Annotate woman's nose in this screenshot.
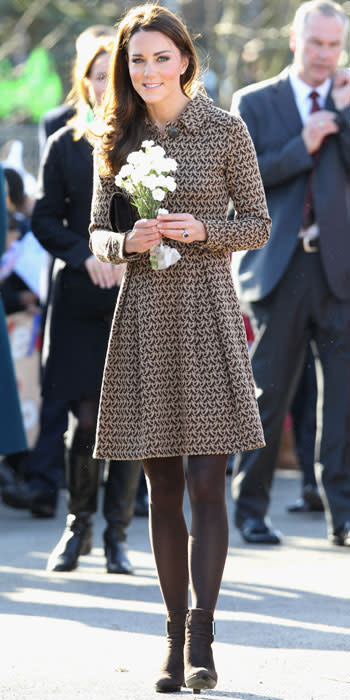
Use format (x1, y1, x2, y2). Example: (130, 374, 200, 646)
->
(143, 61, 155, 76)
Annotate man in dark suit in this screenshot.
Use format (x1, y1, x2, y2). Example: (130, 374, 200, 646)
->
(231, 0, 350, 547)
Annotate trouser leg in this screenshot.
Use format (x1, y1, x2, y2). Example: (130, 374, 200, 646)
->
(25, 396, 68, 494)
(233, 249, 311, 524)
(290, 345, 317, 488)
(313, 300, 350, 533)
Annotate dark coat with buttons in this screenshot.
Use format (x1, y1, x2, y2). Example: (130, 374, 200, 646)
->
(31, 127, 119, 399)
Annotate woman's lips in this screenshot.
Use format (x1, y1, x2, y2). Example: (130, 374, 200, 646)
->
(143, 83, 162, 89)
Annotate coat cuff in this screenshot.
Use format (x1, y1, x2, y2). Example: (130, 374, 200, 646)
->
(89, 228, 143, 264)
(198, 218, 270, 254)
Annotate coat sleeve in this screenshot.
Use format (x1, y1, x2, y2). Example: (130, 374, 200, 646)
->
(335, 105, 350, 174)
(199, 117, 271, 253)
(89, 151, 142, 265)
(31, 136, 91, 267)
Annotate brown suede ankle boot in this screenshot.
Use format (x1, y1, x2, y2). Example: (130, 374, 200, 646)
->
(155, 609, 188, 693)
(184, 608, 217, 694)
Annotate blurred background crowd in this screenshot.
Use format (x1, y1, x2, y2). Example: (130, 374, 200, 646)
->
(1, 0, 348, 572)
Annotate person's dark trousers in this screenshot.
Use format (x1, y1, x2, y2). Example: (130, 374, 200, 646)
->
(232, 244, 350, 535)
(290, 344, 317, 488)
(103, 460, 141, 543)
(134, 468, 149, 516)
(25, 396, 68, 502)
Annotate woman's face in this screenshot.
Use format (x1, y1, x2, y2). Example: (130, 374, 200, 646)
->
(85, 52, 111, 107)
(127, 30, 188, 107)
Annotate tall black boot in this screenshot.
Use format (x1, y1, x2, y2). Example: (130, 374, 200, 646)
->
(103, 460, 141, 574)
(47, 455, 100, 572)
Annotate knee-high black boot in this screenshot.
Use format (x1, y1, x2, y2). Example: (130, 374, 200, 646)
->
(103, 460, 141, 574)
(46, 454, 100, 572)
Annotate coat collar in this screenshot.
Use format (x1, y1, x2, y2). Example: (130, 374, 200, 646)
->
(146, 92, 213, 137)
(271, 68, 303, 135)
(271, 66, 336, 134)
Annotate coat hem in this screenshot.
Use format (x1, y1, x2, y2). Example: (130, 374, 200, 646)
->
(93, 441, 265, 462)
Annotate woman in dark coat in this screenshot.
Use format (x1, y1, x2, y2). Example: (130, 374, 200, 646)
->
(31, 36, 141, 574)
(0, 165, 28, 457)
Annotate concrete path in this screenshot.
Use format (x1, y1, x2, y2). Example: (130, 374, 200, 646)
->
(1, 470, 350, 700)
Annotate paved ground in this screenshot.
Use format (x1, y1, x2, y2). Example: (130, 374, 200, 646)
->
(1, 469, 350, 700)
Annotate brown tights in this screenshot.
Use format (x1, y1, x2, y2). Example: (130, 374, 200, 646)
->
(142, 454, 229, 614)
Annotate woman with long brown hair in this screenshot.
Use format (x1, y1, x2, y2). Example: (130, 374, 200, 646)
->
(31, 33, 141, 576)
(90, 4, 270, 694)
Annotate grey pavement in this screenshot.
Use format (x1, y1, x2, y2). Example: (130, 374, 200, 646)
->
(1, 469, 350, 700)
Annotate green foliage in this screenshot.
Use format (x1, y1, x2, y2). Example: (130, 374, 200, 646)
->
(0, 0, 349, 121)
(0, 47, 62, 122)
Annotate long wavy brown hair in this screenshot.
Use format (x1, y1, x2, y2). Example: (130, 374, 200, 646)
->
(97, 3, 202, 175)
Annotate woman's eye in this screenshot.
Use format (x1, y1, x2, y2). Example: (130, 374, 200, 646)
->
(130, 56, 169, 65)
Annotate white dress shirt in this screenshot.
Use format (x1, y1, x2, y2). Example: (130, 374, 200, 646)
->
(288, 66, 331, 124)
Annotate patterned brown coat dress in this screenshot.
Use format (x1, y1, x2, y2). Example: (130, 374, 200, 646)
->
(89, 93, 271, 460)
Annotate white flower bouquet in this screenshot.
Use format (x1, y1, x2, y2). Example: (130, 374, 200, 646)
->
(115, 140, 181, 270)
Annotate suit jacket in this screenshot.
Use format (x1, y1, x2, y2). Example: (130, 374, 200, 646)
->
(231, 68, 350, 302)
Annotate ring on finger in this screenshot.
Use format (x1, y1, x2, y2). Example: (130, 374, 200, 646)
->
(182, 229, 190, 239)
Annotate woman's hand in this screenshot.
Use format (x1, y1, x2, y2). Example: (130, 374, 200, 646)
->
(124, 219, 162, 254)
(156, 213, 207, 243)
(84, 255, 120, 289)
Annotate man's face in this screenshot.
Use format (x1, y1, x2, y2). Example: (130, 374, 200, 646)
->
(290, 10, 345, 86)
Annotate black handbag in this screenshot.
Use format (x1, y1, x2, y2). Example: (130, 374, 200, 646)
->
(108, 190, 139, 233)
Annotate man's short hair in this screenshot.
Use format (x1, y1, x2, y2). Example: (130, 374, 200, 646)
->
(292, 1, 348, 37)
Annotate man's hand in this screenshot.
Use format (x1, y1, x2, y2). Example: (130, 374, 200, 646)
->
(302, 110, 339, 153)
(332, 67, 350, 110)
